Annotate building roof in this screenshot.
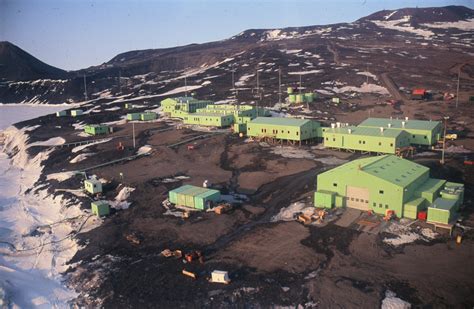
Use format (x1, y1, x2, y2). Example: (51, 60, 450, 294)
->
(358, 118, 441, 131)
(429, 197, 456, 211)
(249, 117, 312, 127)
(415, 178, 446, 194)
(323, 126, 404, 138)
(188, 112, 230, 118)
(412, 89, 426, 95)
(169, 185, 219, 197)
(322, 155, 428, 188)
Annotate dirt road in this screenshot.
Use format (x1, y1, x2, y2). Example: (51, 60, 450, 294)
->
(380, 72, 406, 102)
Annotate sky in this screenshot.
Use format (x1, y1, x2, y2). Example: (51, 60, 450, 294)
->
(1, 0, 472, 71)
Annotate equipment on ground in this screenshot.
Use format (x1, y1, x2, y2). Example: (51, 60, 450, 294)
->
(187, 144, 196, 150)
(161, 249, 183, 258)
(214, 203, 232, 215)
(182, 269, 197, 280)
(383, 210, 395, 221)
(445, 134, 457, 141)
(117, 142, 125, 151)
(210, 270, 231, 284)
(184, 250, 203, 263)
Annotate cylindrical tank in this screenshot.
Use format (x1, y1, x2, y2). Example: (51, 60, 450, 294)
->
(304, 93, 314, 102)
(287, 87, 294, 94)
(288, 94, 296, 103)
(296, 94, 304, 103)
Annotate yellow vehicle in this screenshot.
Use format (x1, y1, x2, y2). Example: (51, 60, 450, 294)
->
(445, 134, 457, 141)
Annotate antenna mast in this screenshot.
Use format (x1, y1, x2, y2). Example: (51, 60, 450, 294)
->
(456, 67, 460, 109)
(83, 73, 88, 101)
(278, 67, 282, 104)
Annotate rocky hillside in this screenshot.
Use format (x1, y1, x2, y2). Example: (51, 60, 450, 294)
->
(0, 5, 473, 105)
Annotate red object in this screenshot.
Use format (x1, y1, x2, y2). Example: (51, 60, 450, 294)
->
(417, 211, 427, 221)
(412, 89, 426, 95)
(187, 145, 195, 150)
(464, 160, 474, 165)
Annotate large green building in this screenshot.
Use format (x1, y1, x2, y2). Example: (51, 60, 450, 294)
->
(314, 155, 463, 223)
(168, 185, 221, 210)
(246, 117, 321, 142)
(322, 125, 411, 154)
(182, 113, 235, 127)
(161, 97, 212, 118)
(358, 117, 442, 146)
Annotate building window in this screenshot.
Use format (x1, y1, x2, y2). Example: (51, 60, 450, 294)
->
(390, 143, 393, 147)
(378, 142, 381, 146)
(359, 140, 361, 144)
(424, 136, 427, 139)
(326, 137, 328, 141)
(356, 198, 359, 202)
(363, 141, 366, 144)
(379, 190, 384, 194)
(373, 202, 376, 207)
(333, 138, 336, 142)
(333, 183, 337, 187)
(379, 203, 382, 207)
(296, 132, 299, 136)
(385, 205, 388, 209)
(412, 135, 415, 138)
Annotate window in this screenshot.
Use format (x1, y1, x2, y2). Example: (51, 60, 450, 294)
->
(390, 143, 393, 147)
(333, 138, 336, 142)
(296, 132, 299, 136)
(378, 142, 381, 146)
(351, 198, 354, 201)
(373, 202, 376, 207)
(412, 135, 415, 138)
(356, 198, 360, 202)
(363, 141, 366, 144)
(326, 137, 328, 141)
(379, 203, 382, 207)
(424, 136, 427, 139)
(365, 200, 369, 203)
(333, 183, 337, 187)
(385, 205, 388, 209)
(379, 190, 384, 194)
(359, 140, 361, 144)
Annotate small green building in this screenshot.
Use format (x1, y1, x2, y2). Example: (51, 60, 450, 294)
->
(314, 155, 463, 221)
(84, 124, 109, 136)
(161, 97, 212, 118)
(84, 178, 102, 194)
(91, 201, 110, 217)
(56, 110, 67, 117)
(125, 103, 134, 109)
(71, 109, 84, 117)
(169, 185, 221, 210)
(358, 117, 442, 146)
(332, 98, 340, 104)
(246, 117, 321, 142)
(140, 112, 157, 121)
(322, 125, 411, 154)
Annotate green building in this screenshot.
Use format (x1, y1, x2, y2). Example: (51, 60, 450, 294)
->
(358, 117, 442, 146)
(127, 113, 141, 121)
(314, 155, 463, 222)
(71, 109, 83, 117)
(91, 201, 110, 217)
(125, 103, 134, 109)
(140, 112, 157, 121)
(56, 110, 67, 117)
(84, 178, 102, 195)
(322, 125, 411, 154)
(246, 117, 321, 142)
(168, 185, 221, 210)
(182, 114, 235, 127)
(161, 97, 212, 118)
(84, 124, 109, 136)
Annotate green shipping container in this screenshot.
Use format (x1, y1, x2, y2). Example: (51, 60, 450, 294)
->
(127, 113, 141, 121)
(56, 110, 67, 117)
(427, 198, 456, 224)
(91, 201, 110, 217)
(140, 112, 157, 121)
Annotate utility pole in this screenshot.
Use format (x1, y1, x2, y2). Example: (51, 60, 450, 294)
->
(132, 122, 136, 149)
(83, 74, 88, 101)
(255, 66, 260, 117)
(456, 67, 460, 109)
(441, 116, 449, 164)
(278, 67, 282, 104)
(118, 70, 122, 94)
(231, 68, 236, 101)
(184, 75, 188, 97)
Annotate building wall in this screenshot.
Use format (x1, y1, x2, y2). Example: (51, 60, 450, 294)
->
(247, 121, 319, 141)
(182, 114, 234, 127)
(316, 168, 403, 216)
(323, 131, 404, 154)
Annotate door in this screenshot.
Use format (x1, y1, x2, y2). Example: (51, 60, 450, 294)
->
(346, 186, 370, 211)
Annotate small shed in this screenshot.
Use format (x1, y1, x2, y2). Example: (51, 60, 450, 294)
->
(169, 185, 220, 210)
(91, 201, 110, 217)
(210, 270, 230, 284)
(84, 124, 109, 136)
(140, 112, 157, 121)
(427, 197, 457, 225)
(332, 97, 340, 104)
(127, 113, 141, 121)
(71, 109, 84, 117)
(125, 103, 134, 109)
(84, 178, 102, 194)
(56, 110, 67, 117)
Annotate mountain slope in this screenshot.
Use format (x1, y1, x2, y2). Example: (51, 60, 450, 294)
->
(0, 41, 69, 81)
